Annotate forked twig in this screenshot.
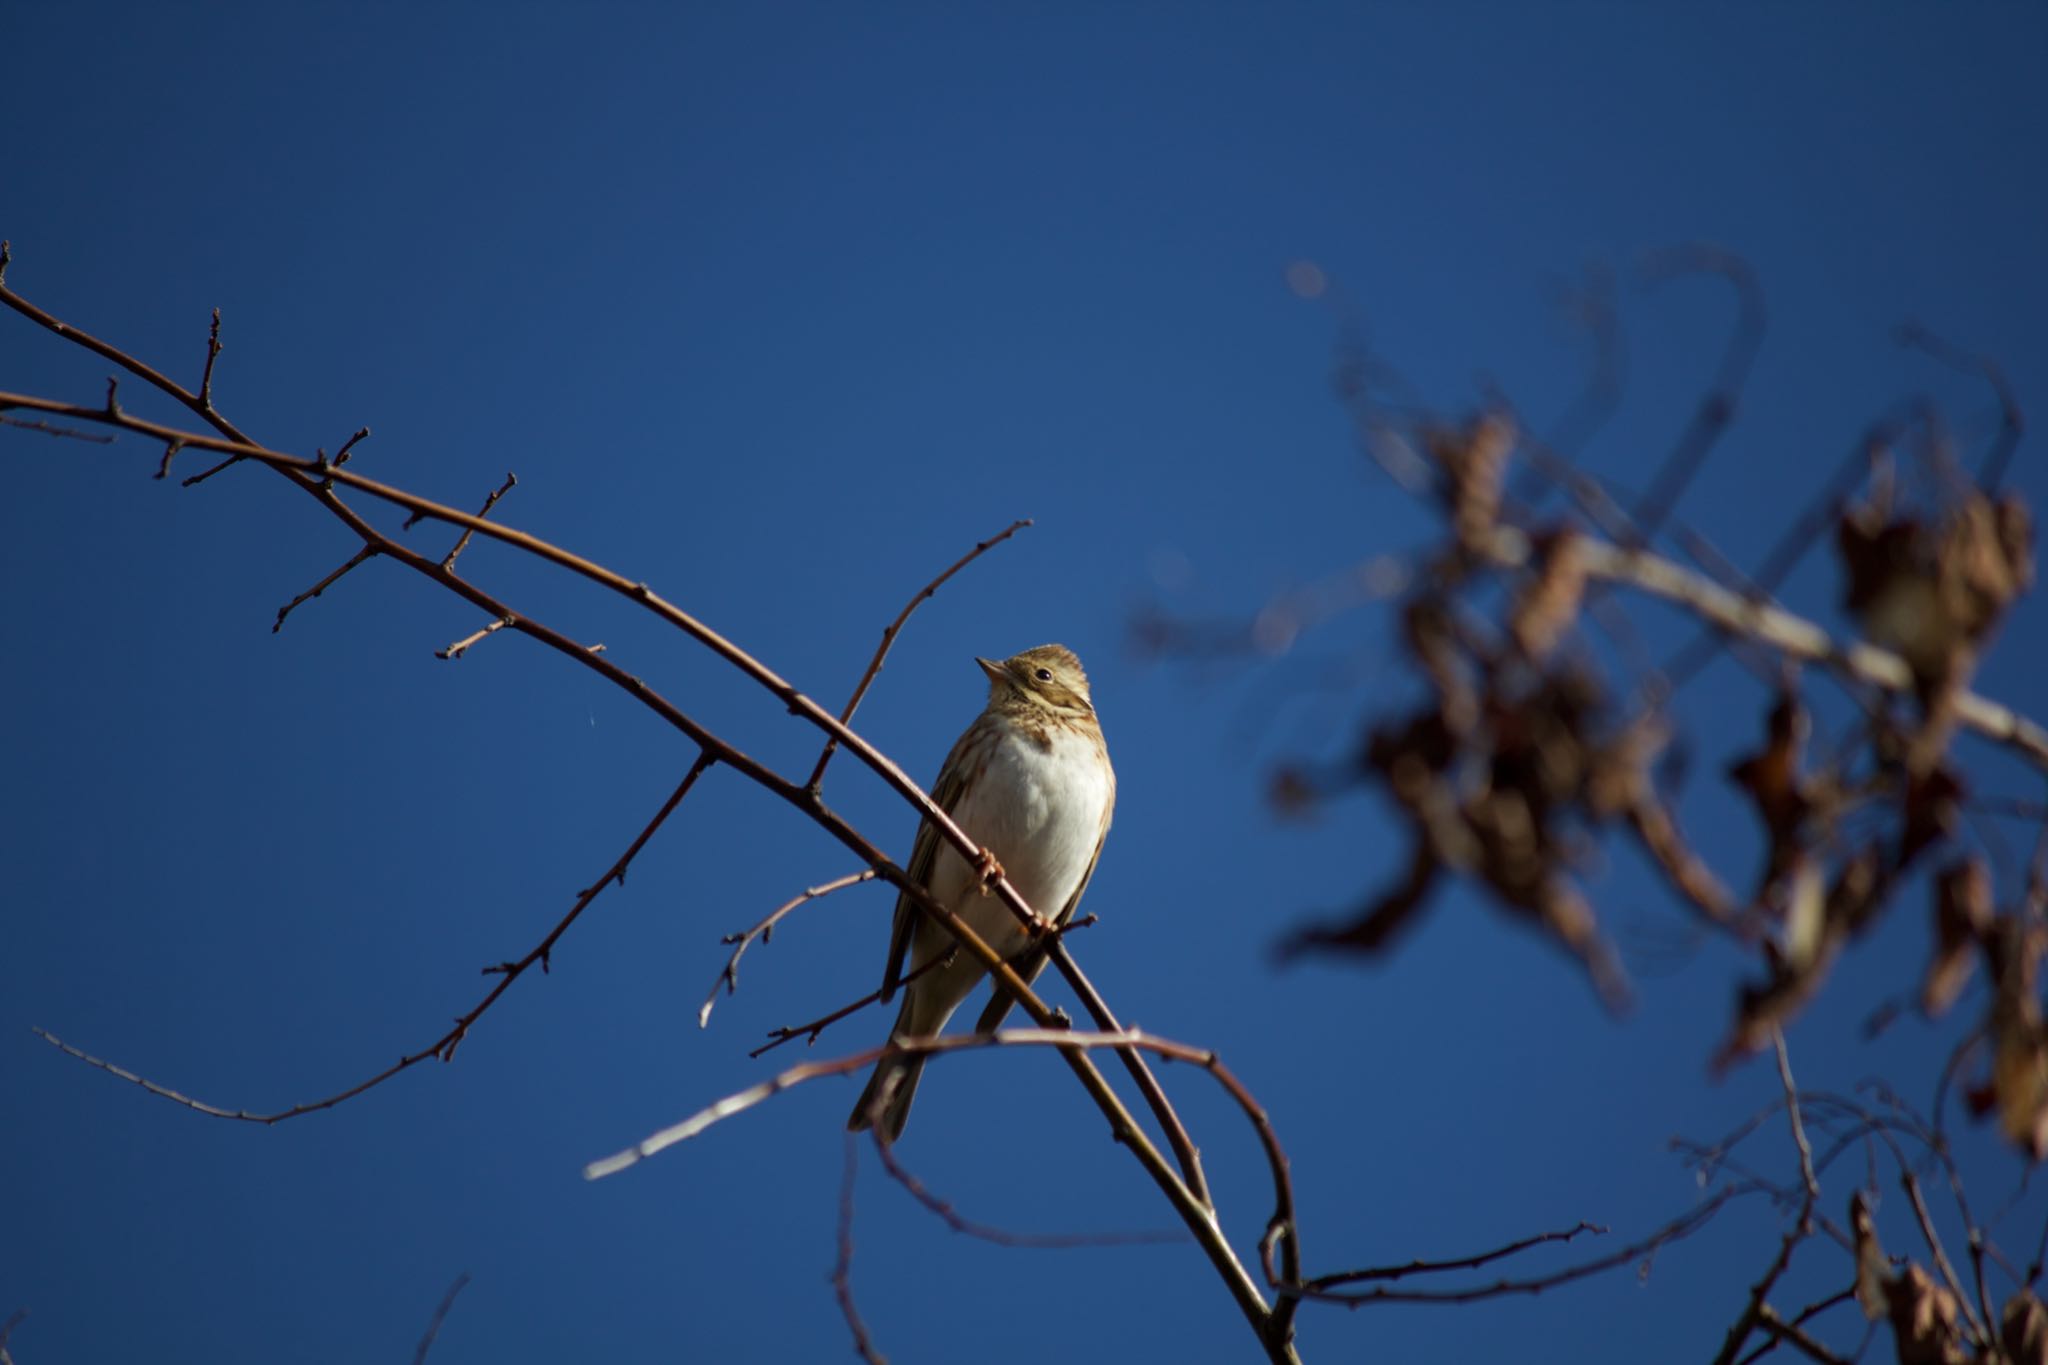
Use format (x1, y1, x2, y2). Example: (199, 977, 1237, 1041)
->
(748, 946, 962, 1058)
(699, 870, 878, 1027)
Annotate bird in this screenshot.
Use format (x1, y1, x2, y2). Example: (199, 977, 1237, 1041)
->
(847, 644, 1115, 1141)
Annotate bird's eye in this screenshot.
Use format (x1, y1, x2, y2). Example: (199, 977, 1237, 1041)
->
(1035, 668, 1054, 682)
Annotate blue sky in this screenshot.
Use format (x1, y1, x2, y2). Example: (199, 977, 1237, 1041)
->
(5, 5, 2047, 1362)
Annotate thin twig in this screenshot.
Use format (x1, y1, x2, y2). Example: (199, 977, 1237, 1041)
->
(332, 426, 370, 468)
(436, 615, 514, 661)
(699, 870, 878, 1027)
(273, 545, 377, 633)
(868, 1129, 1184, 1249)
(1293, 1184, 1758, 1305)
(436, 472, 518, 570)
(1902, 1168, 1985, 1346)
(179, 449, 241, 487)
(0, 412, 114, 442)
(198, 307, 221, 411)
(1302, 1222, 1606, 1286)
(1733, 1287, 1859, 1365)
(1631, 243, 1766, 540)
(409, 1272, 471, 1365)
(1750, 1303, 1850, 1365)
(834, 1136, 888, 1365)
(588, 1028, 1251, 1180)
(806, 518, 1031, 792)
(1898, 321, 2024, 489)
(749, 947, 960, 1058)
(1774, 1030, 1821, 1210)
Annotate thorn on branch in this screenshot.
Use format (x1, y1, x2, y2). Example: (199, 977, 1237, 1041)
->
(155, 439, 184, 478)
(440, 472, 517, 571)
(104, 376, 120, 416)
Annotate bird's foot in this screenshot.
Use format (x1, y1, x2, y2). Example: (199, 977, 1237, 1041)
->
(974, 848, 1006, 894)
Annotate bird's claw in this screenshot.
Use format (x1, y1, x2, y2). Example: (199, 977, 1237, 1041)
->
(974, 849, 1005, 894)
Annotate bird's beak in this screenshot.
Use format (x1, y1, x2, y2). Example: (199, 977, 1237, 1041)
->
(975, 656, 1005, 683)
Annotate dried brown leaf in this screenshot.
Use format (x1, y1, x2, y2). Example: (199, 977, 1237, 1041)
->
(1921, 857, 1992, 1018)
(1726, 688, 1817, 908)
(1426, 411, 1516, 551)
(1851, 1190, 1888, 1321)
(2003, 1289, 2048, 1365)
(1885, 1263, 1969, 1365)
(1509, 526, 1588, 662)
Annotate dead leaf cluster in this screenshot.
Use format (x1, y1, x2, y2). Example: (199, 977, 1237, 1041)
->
(1853, 1190, 2048, 1364)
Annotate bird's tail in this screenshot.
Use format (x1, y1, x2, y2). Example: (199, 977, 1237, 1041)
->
(847, 985, 935, 1140)
(846, 1047, 929, 1143)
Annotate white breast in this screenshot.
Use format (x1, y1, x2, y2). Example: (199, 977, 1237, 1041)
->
(928, 720, 1112, 955)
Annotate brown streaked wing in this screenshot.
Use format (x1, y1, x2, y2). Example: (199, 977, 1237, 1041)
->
(878, 723, 983, 1003)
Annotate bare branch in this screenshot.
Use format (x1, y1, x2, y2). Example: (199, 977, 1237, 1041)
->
(33, 753, 715, 1122)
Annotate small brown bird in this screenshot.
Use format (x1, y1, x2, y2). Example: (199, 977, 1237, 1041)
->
(847, 645, 1115, 1141)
